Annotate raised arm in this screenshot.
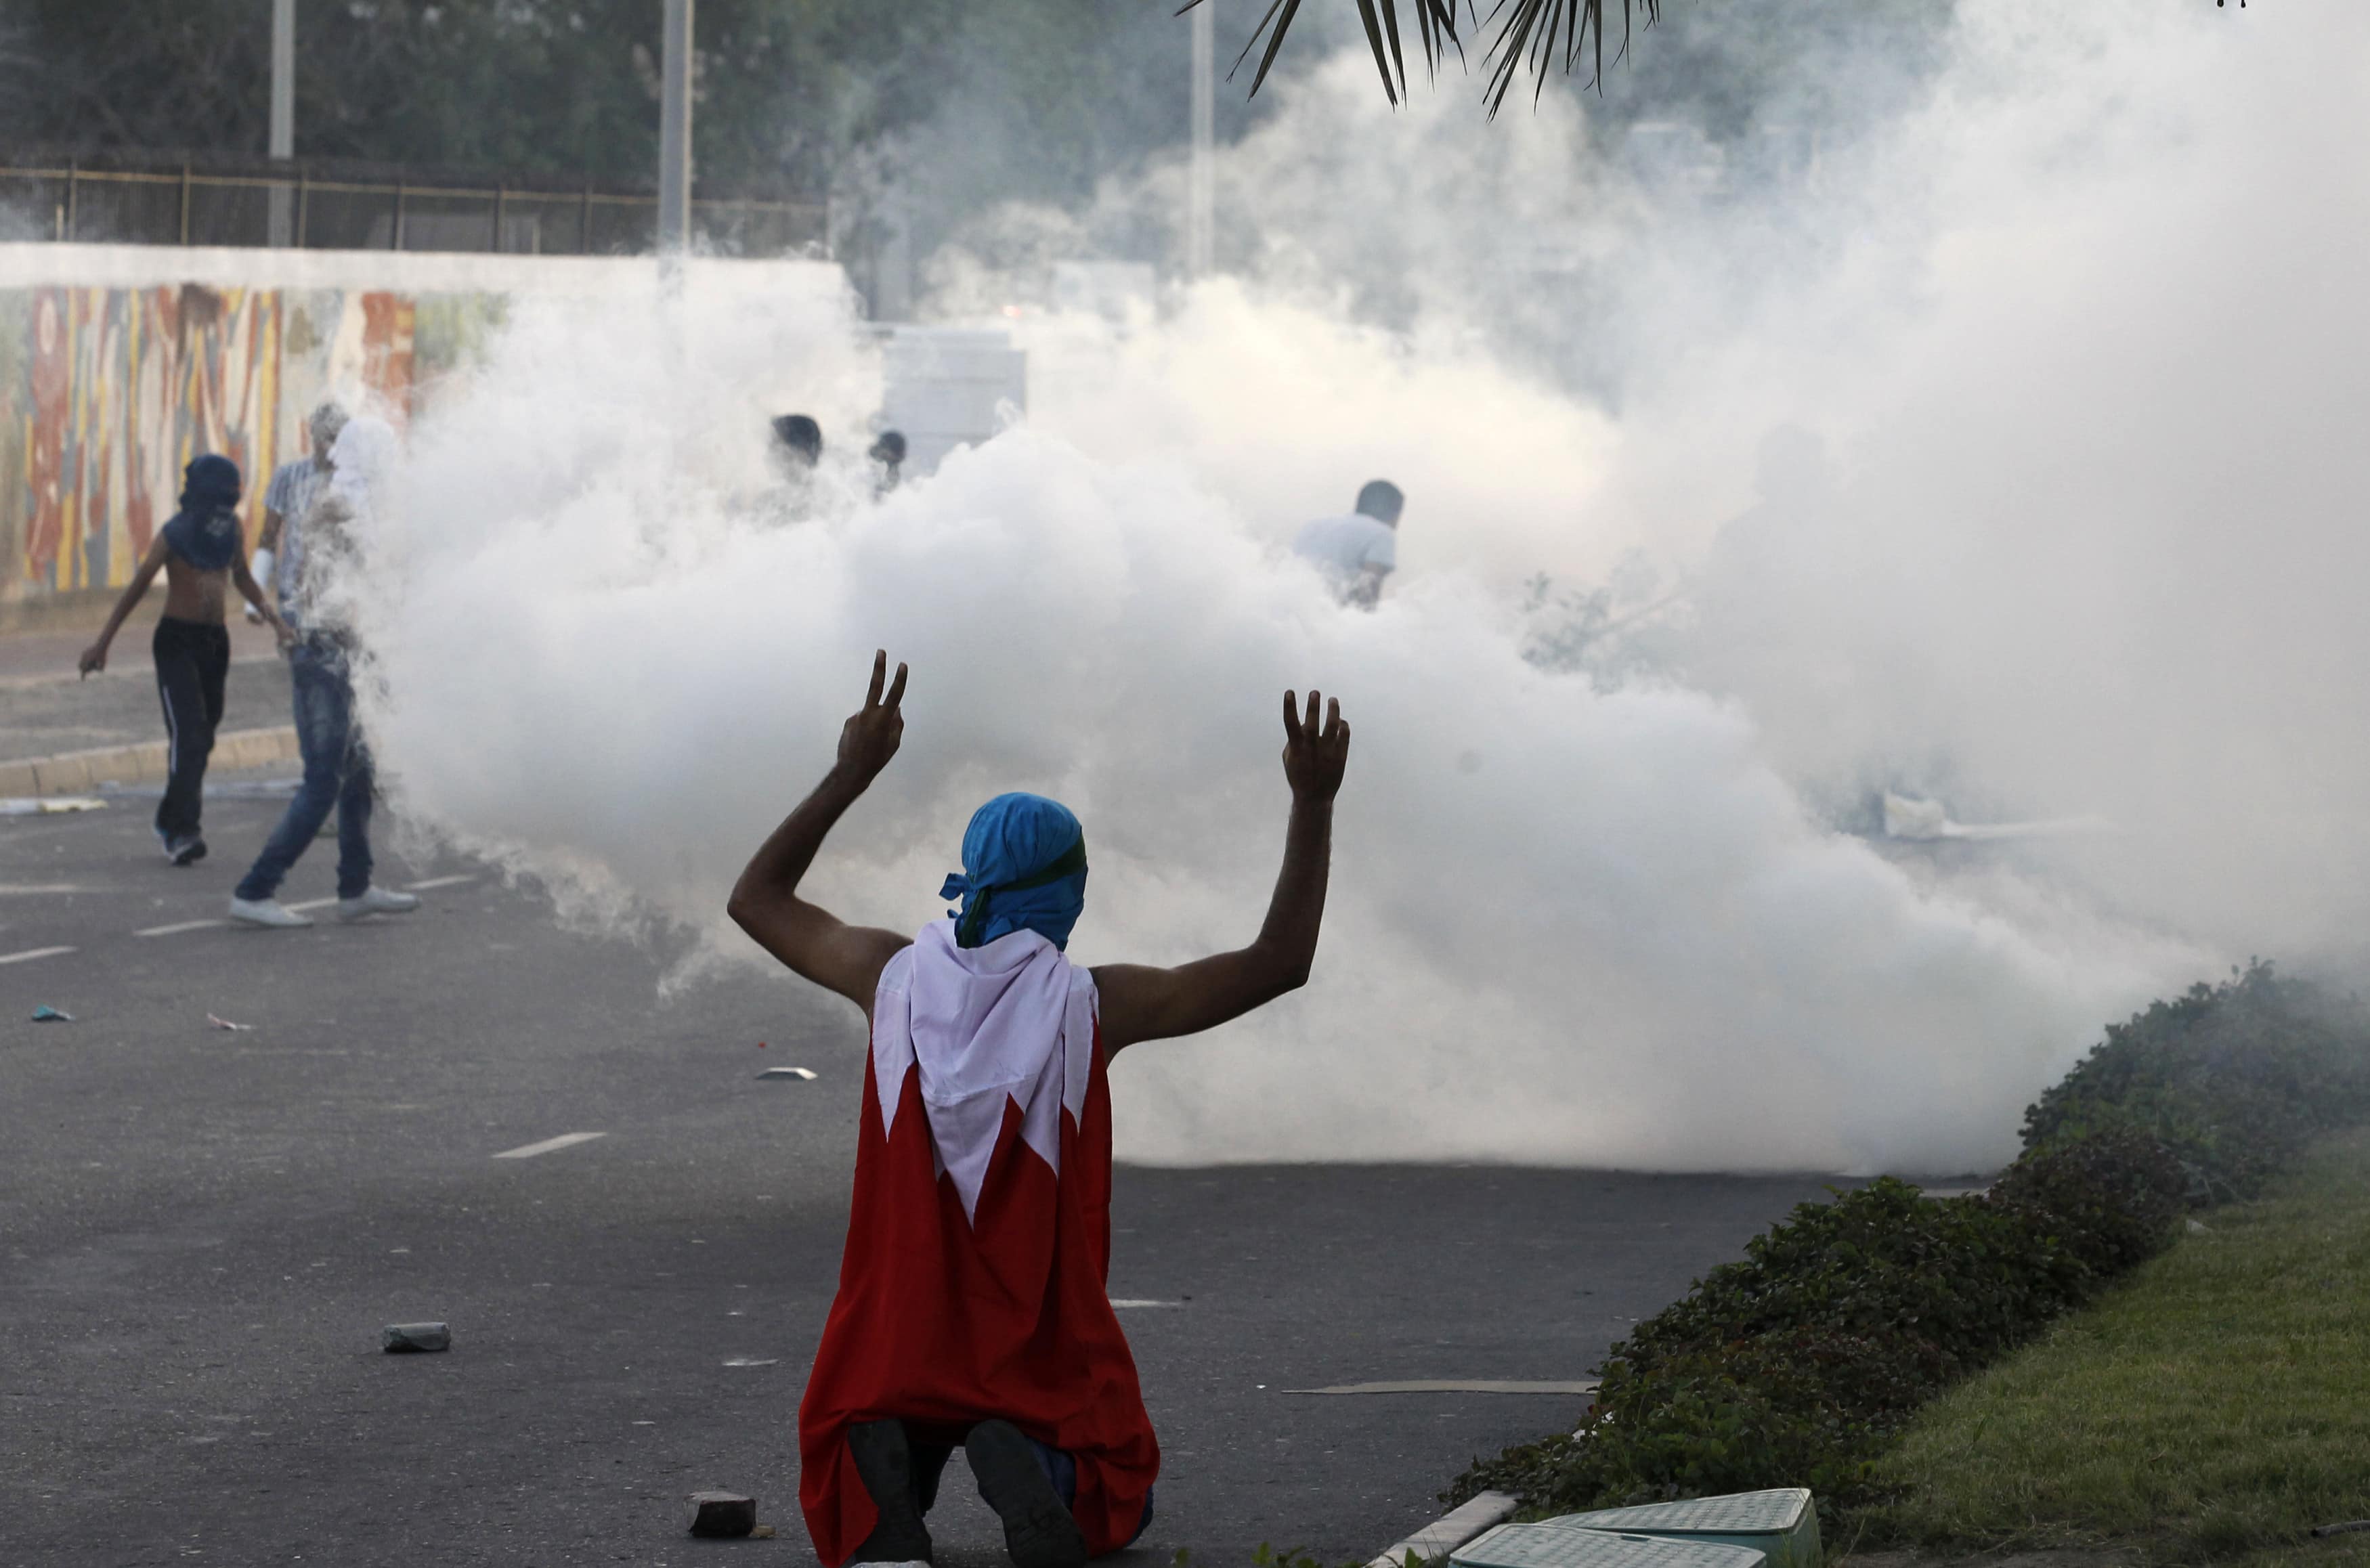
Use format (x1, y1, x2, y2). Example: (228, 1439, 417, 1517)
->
(77, 536, 171, 676)
(1094, 689, 1351, 1053)
(727, 651, 915, 1016)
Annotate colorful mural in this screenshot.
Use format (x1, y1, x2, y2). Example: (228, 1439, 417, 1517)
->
(0, 281, 420, 610)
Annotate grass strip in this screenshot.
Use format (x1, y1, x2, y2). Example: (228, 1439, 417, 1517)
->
(1853, 1126, 2370, 1567)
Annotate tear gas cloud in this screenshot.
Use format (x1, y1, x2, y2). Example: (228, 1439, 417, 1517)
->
(345, 0, 2367, 1173)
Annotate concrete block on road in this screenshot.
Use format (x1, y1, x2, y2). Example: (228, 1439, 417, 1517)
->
(0, 758, 39, 796)
(687, 1491, 757, 1538)
(381, 1322, 452, 1353)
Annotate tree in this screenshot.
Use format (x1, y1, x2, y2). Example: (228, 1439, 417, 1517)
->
(1193, 0, 1662, 115)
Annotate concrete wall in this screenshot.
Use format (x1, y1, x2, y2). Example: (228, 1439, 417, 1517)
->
(0, 245, 844, 628)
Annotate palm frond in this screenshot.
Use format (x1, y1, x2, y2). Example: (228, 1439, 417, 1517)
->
(1186, 0, 1652, 113)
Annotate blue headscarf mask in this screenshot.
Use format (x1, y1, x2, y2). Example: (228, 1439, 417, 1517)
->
(939, 793, 1089, 951)
(160, 454, 243, 571)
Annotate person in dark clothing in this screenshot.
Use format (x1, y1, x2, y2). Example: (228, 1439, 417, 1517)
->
(774, 414, 824, 470)
(79, 455, 293, 865)
(869, 429, 907, 496)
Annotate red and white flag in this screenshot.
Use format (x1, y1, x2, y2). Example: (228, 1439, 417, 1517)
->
(798, 921, 1159, 1563)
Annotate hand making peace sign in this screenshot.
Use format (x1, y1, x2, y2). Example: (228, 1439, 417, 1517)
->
(837, 649, 909, 784)
(1281, 689, 1351, 802)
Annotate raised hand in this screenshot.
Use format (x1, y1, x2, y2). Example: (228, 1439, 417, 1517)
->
(1281, 688, 1350, 802)
(836, 649, 909, 785)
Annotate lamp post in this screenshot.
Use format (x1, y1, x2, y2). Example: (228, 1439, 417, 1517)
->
(1188, 1, 1214, 278)
(657, 0, 695, 256)
(268, 0, 295, 246)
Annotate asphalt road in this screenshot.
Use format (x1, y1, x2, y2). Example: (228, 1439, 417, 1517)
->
(1, 782, 1866, 1568)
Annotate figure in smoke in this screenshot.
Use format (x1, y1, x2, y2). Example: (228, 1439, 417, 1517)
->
(729, 653, 1352, 1568)
(79, 455, 295, 866)
(773, 413, 824, 471)
(247, 401, 347, 625)
(869, 429, 907, 496)
(1293, 479, 1404, 608)
(226, 416, 424, 930)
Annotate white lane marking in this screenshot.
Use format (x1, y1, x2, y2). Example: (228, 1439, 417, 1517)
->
(0, 946, 74, 966)
(722, 1357, 778, 1368)
(1282, 1379, 1601, 1395)
(404, 874, 477, 891)
(492, 1131, 608, 1160)
(137, 918, 227, 938)
(0, 884, 93, 895)
(1109, 1299, 1184, 1309)
(286, 896, 340, 913)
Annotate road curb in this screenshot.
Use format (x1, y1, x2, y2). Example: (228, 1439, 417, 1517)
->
(0, 725, 299, 798)
(1369, 1489, 1521, 1568)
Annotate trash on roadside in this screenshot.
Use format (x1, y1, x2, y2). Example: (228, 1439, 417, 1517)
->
(750, 1524, 777, 1540)
(688, 1491, 758, 1538)
(755, 1066, 817, 1081)
(2312, 1522, 2370, 1539)
(381, 1322, 452, 1353)
(721, 1357, 778, 1368)
(2186, 1218, 2210, 1234)
(0, 797, 108, 816)
(207, 1014, 254, 1032)
(30, 1005, 74, 1023)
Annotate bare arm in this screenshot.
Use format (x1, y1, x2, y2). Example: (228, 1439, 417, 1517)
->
(1094, 689, 1352, 1053)
(246, 506, 285, 624)
(77, 537, 171, 676)
(726, 651, 914, 1017)
(230, 552, 295, 647)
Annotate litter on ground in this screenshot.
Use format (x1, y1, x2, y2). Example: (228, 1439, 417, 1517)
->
(207, 1014, 254, 1032)
(756, 1066, 818, 1081)
(30, 1005, 73, 1022)
(0, 797, 107, 816)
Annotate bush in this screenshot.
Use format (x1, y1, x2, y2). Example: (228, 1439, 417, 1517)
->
(1447, 965, 2370, 1521)
(2023, 964, 2370, 1202)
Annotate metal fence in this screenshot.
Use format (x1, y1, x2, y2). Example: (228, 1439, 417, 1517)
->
(0, 153, 826, 257)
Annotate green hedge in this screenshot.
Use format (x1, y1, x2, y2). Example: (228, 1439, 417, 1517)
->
(1446, 964, 2370, 1520)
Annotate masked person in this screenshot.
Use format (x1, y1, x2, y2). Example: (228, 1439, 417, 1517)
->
(79, 456, 294, 865)
(729, 653, 1352, 1568)
(247, 401, 348, 625)
(227, 416, 422, 930)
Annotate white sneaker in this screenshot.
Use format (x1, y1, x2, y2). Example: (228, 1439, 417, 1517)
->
(337, 886, 421, 923)
(229, 896, 314, 929)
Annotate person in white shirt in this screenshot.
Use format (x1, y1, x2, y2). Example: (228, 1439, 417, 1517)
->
(1291, 480, 1403, 609)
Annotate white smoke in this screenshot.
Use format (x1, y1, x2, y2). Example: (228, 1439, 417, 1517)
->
(346, 0, 2365, 1172)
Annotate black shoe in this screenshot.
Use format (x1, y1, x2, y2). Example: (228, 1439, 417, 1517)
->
(169, 835, 207, 867)
(846, 1419, 935, 1565)
(965, 1420, 1087, 1568)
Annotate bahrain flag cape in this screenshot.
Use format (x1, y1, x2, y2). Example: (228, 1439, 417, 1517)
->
(798, 920, 1159, 1564)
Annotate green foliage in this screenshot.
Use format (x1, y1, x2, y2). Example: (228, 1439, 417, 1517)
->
(2023, 963, 2370, 1202)
(1449, 966, 2370, 1523)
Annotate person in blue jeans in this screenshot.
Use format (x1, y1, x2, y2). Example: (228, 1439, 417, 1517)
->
(228, 415, 421, 931)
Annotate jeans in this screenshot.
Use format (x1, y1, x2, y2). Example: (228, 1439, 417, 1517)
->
(905, 1427, 1154, 1548)
(152, 617, 230, 842)
(234, 643, 374, 901)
